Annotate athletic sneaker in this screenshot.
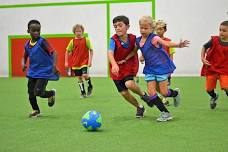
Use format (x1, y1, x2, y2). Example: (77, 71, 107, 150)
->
(136, 106, 145, 118)
(173, 88, 181, 107)
(48, 89, 56, 107)
(29, 110, 40, 118)
(80, 92, 87, 98)
(141, 92, 154, 107)
(87, 86, 93, 97)
(157, 112, 173, 122)
(210, 94, 219, 109)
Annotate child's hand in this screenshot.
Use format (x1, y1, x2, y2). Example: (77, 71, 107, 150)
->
(201, 58, 211, 66)
(111, 64, 119, 76)
(22, 65, 27, 72)
(52, 66, 60, 75)
(117, 59, 126, 64)
(139, 55, 145, 64)
(178, 39, 190, 48)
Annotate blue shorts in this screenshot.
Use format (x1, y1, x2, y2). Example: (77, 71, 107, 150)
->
(145, 74, 169, 82)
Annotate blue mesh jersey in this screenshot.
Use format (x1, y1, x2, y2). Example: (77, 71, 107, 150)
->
(136, 33, 176, 75)
(24, 37, 59, 80)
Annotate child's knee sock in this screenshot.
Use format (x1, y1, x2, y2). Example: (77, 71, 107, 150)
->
(86, 77, 93, 89)
(78, 81, 85, 94)
(207, 89, 216, 98)
(166, 89, 178, 97)
(150, 94, 169, 112)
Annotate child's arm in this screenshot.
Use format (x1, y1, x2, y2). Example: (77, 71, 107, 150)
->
(108, 51, 119, 76)
(139, 53, 145, 64)
(201, 47, 211, 65)
(152, 36, 190, 48)
(22, 50, 28, 72)
(88, 49, 93, 67)
(117, 45, 138, 64)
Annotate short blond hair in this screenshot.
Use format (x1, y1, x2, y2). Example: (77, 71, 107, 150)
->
(139, 16, 156, 29)
(156, 20, 167, 30)
(72, 24, 84, 33)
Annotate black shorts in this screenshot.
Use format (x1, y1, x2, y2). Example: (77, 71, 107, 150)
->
(73, 67, 88, 76)
(28, 78, 48, 95)
(113, 75, 134, 92)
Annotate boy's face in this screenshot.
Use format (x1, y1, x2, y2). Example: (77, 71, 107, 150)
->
(113, 21, 129, 36)
(155, 26, 166, 37)
(28, 23, 41, 40)
(74, 27, 83, 38)
(139, 21, 152, 37)
(219, 25, 228, 40)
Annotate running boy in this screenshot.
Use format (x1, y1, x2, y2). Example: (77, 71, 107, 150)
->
(136, 16, 189, 121)
(108, 15, 149, 118)
(201, 20, 228, 109)
(66, 24, 93, 98)
(22, 20, 59, 118)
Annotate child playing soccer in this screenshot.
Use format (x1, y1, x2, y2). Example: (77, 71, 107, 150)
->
(201, 20, 228, 109)
(136, 16, 189, 121)
(108, 15, 150, 118)
(22, 20, 59, 118)
(155, 20, 176, 106)
(66, 24, 93, 98)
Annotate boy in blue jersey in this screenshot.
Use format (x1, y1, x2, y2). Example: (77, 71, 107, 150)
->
(136, 16, 189, 121)
(22, 20, 59, 118)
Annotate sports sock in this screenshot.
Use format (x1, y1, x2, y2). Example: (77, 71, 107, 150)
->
(86, 77, 93, 88)
(207, 90, 216, 98)
(150, 94, 169, 112)
(78, 81, 85, 94)
(225, 90, 228, 96)
(166, 89, 178, 97)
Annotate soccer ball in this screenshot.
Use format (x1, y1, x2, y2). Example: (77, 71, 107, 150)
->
(81, 110, 102, 131)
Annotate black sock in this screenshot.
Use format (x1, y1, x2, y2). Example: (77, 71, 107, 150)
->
(29, 95, 39, 111)
(78, 82, 85, 94)
(207, 90, 216, 98)
(167, 89, 178, 97)
(86, 77, 93, 89)
(225, 90, 228, 96)
(150, 95, 169, 112)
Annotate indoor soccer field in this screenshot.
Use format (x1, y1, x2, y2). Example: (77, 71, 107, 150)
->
(0, 77, 228, 152)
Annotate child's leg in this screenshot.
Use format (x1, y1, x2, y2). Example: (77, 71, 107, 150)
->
(82, 71, 93, 96)
(206, 75, 218, 98)
(77, 76, 86, 97)
(219, 75, 228, 96)
(28, 78, 39, 111)
(34, 79, 54, 98)
(124, 76, 144, 96)
(120, 90, 141, 108)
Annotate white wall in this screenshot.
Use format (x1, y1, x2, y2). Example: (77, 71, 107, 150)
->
(156, 0, 228, 76)
(0, 0, 228, 77)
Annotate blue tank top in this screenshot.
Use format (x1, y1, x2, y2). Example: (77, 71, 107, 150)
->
(24, 37, 59, 80)
(136, 33, 176, 75)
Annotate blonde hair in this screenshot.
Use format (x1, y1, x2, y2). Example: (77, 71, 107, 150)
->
(139, 16, 156, 30)
(156, 20, 167, 30)
(72, 24, 84, 33)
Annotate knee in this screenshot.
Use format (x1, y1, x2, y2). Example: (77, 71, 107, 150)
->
(125, 81, 134, 88)
(120, 90, 129, 97)
(34, 89, 44, 97)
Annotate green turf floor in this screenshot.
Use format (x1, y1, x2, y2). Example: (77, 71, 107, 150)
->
(0, 77, 228, 152)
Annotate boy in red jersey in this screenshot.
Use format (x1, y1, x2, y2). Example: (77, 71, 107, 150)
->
(201, 20, 228, 109)
(66, 24, 93, 98)
(108, 15, 150, 118)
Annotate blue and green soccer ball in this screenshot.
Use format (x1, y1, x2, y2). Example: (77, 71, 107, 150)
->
(81, 110, 102, 131)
